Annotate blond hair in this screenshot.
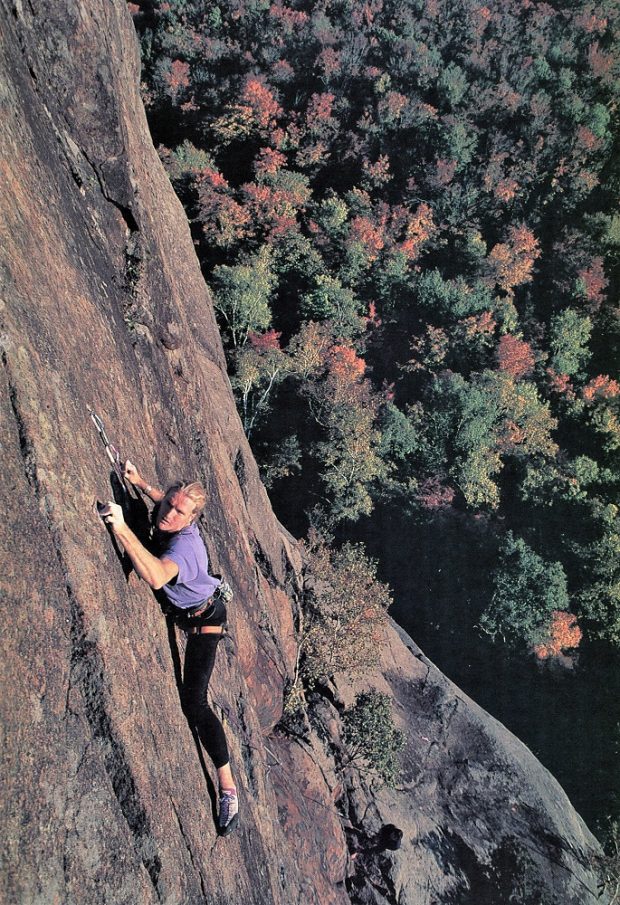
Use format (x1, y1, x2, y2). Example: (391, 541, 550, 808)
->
(166, 481, 207, 520)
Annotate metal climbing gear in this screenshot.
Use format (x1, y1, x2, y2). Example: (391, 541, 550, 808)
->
(88, 407, 134, 495)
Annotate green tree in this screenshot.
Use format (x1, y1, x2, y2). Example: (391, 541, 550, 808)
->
(549, 309, 592, 377)
(211, 247, 276, 347)
(480, 533, 570, 649)
(300, 273, 364, 338)
(341, 690, 405, 787)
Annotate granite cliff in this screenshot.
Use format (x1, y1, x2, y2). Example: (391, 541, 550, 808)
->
(0, 2, 609, 903)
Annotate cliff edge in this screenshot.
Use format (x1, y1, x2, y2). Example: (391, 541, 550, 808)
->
(0, 2, 608, 903)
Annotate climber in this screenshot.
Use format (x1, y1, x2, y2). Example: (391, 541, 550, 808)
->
(98, 461, 239, 836)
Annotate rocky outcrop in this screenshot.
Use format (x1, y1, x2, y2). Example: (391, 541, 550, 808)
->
(0, 2, 608, 903)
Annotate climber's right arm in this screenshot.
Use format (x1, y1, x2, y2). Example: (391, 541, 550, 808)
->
(99, 502, 179, 589)
(124, 459, 165, 502)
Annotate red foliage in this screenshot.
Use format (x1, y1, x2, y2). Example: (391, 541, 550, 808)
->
(241, 181, 305, 238)
(306, 92, 336, 121)
(196, 168, 250, 246)
(576, 126, 602, 153)
(533, 611, 582, 660)
(363, 155, 392, 187)
(588, 42, 615, 82)
(381, 91, 409, 120)
(546, 368, 575, 399)
(254, 147, 287, 177)
(165, 60, 191, 100)
(434, 158, 457, 186)
(473, 5, 492, 35)
(582, 374, 620, 403)
(269, 3, 309, 29)
(240, 78, 282, 130)
(317, 48, 342, 77)
(363, 301, 382, 329)
(578, 257, 608, 308)
(416, 476, 456, 510)
(575, 10, 608, 33)
(272, 59, 295, 82)
(496, 334, 535, 379)
(248, 329, 283, 353)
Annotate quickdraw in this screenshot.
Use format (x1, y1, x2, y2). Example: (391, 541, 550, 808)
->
(88, 407, 134, 496)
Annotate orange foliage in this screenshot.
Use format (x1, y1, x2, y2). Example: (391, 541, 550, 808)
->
(496, 334, 535, 379)
(349, 216, 385, 261)
(582, 374, 620, 403)
(328, 345, 367, 382)
(494, 178, 519, 203)
(487, 224, 540, 292)
(497, 419, 527, 453)
(240, 78, 282, 130)
(363, 155, 392, 187)
(462, 310, 496, 338)
(400, 203, 435, 259)
(533, 611, 582, 660)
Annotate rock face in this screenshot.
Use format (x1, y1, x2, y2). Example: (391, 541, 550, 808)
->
(0, 2, 608, 904)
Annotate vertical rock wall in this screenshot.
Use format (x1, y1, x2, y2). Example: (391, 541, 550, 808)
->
(0, 2, 610, 904)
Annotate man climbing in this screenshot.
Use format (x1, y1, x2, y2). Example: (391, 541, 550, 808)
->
(99, 461, 239, 836)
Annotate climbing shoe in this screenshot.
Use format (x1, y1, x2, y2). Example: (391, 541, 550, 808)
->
(217, 788, 239, 836)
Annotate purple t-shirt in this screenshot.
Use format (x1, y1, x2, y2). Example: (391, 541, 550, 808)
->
(157, 523, 220, 610)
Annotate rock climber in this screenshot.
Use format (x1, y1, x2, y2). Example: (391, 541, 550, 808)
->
(98, 461, 239, 836)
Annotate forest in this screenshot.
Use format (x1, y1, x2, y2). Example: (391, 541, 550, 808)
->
(129, 0, 620, 836)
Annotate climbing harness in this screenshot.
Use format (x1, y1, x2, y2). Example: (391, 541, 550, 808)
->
(88, 407, 134, 496)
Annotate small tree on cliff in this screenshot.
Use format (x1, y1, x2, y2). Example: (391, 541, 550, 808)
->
(341, 690, 405, 787)
(285, 539, 392, 711)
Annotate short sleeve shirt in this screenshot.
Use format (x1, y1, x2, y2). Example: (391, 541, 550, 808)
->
(156, 523, 220, 610)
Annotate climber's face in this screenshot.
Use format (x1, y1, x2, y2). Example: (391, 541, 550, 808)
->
(156, 491, 196, 533)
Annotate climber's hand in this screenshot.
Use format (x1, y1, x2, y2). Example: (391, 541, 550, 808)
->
(124, 459, 141, 485)
(99, 501, 125, 532)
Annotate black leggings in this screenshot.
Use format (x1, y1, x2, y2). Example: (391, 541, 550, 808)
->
(181, 601, 229, 769)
